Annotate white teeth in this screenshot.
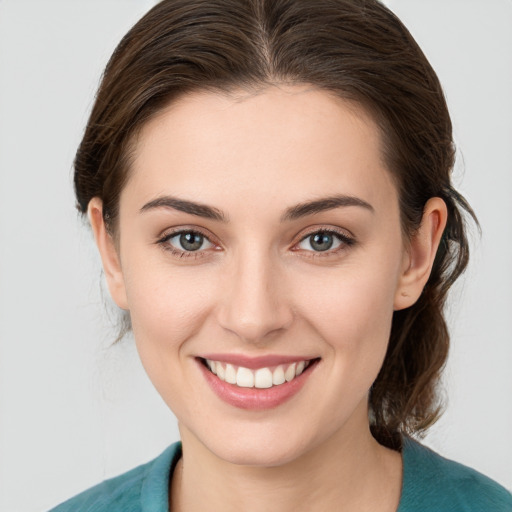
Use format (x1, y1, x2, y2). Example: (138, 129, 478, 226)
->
(205, 359, 313, 388)
(285, 363, 296, 382)
(216, 362, 226, 381)
(254, 368, 273, 389)
(272, 365, 286, 385)
(236, 366, 255, 388)
(225, 363, 237, 384)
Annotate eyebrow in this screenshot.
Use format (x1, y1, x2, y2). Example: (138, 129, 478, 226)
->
(139, 194, 374, 222)
(140, 196, 228, 222)
(281, 195, 374, 221)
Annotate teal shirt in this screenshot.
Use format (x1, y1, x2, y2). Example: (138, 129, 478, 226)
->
(50, 438, 512, 511)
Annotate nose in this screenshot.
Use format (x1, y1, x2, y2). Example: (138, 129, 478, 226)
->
(217, 249, 293, 343)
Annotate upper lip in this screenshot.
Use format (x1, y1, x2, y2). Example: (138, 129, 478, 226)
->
(198, 353, 318, 369)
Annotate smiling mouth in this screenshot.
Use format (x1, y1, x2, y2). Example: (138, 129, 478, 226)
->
(200, 358, 320, 389)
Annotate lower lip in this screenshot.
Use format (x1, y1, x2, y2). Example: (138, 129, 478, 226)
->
(198, 359, 318, 410)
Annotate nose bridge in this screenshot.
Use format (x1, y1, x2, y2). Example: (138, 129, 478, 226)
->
(218, 242, 292, 342)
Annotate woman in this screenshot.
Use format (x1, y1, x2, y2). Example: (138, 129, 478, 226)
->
(50, 0, 512, 510)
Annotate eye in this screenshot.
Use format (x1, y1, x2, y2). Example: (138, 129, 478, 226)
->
(296, 229, 354, 253)
(174, 231, 211, 251)
(160, 229, 215, 254)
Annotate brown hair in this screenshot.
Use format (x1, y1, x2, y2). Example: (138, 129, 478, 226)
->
(74, 0, 476, 444)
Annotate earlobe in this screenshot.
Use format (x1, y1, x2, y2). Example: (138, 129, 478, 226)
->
(87, 198, 129, 310)
(394, 197, 448, 311)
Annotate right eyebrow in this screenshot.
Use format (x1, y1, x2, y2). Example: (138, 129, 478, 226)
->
(139, 196, 228, 222)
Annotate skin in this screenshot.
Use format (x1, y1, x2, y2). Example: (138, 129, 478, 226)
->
(89, 85, 447, 511)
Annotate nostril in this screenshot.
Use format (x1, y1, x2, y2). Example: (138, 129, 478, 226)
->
(217, 302, 294, 343)
(215, 268, 293, 342)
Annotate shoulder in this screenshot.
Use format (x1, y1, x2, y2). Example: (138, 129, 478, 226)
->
(48, 442, 182, 512)
(399, 437, 512, 512)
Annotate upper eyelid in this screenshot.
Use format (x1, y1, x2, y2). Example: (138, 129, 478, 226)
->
(296, 226, 354, 242)
(159, 226, 217, 243)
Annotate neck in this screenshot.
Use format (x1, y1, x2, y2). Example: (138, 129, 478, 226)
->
(171, 410, 402, 512)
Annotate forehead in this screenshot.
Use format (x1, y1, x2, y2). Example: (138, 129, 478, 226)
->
(126, 85, 397, 216)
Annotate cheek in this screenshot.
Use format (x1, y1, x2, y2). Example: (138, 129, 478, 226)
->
(292, 251, 402, 363)
(122, 256, 217, 370)
(123, 263, 224, 421)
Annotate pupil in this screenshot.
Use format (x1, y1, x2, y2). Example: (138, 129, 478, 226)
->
(311, 232, 333, 251)
(180, 232, 203, 251)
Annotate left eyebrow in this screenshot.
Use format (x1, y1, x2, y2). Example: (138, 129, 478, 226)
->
(281, 195, 374, 222)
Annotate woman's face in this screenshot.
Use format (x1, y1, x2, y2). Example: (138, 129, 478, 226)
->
(98, 85, 419, 466)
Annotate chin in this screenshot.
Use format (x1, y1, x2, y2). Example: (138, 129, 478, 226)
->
(191, 420, 322, 468)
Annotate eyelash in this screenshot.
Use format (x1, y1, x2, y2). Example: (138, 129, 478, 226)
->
(156, 227, 356, 260)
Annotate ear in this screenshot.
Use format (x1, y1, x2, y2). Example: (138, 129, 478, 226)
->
(394, 197, 448, 311)
(88, 198, 129, 310)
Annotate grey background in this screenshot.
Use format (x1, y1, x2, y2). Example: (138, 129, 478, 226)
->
(0, 1, 510, 510)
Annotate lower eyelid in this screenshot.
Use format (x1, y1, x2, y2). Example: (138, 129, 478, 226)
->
(158, 238, 214, 260)
(165, 245, 209, 259)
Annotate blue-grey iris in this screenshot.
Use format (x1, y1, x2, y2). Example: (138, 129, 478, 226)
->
(180, 232, 203, 251)
(310, 232, 334, 251)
